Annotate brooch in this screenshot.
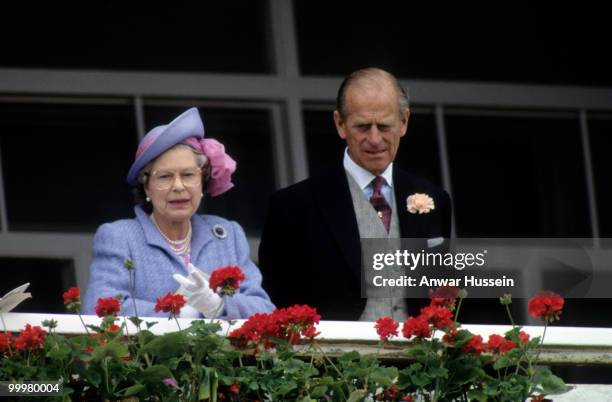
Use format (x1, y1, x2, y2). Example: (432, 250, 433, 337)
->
(212, 224, 228, 239)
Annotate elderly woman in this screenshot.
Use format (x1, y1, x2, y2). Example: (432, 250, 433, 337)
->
(83, 108, 275, 319)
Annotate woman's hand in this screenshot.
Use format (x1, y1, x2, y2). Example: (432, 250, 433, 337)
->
(173, 264, 224, 318)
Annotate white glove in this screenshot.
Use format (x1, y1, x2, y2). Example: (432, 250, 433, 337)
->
(173, 264, 224, 318)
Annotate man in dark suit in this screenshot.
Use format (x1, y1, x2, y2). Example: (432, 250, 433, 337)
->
(259, 68, 452, 321)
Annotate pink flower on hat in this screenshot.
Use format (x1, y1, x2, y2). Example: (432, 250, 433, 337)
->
(183, 137, 236, 197)
(407, 193, 435, 214)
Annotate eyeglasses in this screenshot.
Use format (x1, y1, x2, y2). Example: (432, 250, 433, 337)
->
(147, 167, 202, 190)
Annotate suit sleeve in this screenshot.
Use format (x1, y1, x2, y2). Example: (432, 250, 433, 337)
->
(221, 221, 276, 319)
(83, 223, 158, 317)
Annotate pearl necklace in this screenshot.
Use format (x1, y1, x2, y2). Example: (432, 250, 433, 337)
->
(150, 214, 192, 255)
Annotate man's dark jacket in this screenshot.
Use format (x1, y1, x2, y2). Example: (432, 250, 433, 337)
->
(258, 163, 452, 320)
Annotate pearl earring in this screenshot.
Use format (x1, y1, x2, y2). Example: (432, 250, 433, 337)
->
(146, 196, 151, 202)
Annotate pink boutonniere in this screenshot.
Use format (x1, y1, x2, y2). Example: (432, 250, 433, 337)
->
(407, 193, 435, 214)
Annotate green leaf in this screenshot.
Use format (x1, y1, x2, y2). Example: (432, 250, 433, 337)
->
(249, 381, 260, 391)
(427, 366, 448, 379)
(118, 383, 146, 397)
(199, 369, 211, 400)
(347, 390, 366, 402)
(493, 355, 513, 370)
(140, 365, 174, 386)
(46, 345, 71, 361)
(91, 339, 129, 362)
(140, 331, 188, 360)
(539, 369, 569, 394)
(338, 351, 360, 365)
(310, 385, 328, 398)
(369, 366, 399, 386)
(467, 389, 489, 402)
(128, 316, 143, 327)
(145, 321, 159, 329)
(277, 380, 298, 396)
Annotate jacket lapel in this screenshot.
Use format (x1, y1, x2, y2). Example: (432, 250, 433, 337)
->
(393, 168, 423, 237)
(189, 214, 214, 264)
(312, 165, 362, 280)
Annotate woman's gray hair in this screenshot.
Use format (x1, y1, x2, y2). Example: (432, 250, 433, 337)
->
(137, 144, 209, 185)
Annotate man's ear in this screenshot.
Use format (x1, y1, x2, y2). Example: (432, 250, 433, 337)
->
(400, 109, 410, 137)
(333, 110, 347, 139)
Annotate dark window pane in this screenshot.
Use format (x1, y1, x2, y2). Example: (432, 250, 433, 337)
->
(303, 107, 442, 185)
(303, 108, 345, 176)
(446, 112, 590, 237)
(1, 3, 271, 74)
(396, 111, 441, 186)
(1, 257, 75, 314)
(295, 2, 612, 86)
(0, 102, 137, 232)
(589, 116, 612, 237)
(144, 105, 275, 236)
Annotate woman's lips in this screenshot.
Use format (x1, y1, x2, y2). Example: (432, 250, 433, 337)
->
(168, 199, 190, 207)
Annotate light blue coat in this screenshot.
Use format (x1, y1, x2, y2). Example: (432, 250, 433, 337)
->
(83, 206, 275, 319)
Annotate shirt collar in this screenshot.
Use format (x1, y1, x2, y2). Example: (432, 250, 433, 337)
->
(343, 147, 394, 190)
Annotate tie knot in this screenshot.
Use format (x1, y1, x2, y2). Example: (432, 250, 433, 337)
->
(371, 176, 384, 194)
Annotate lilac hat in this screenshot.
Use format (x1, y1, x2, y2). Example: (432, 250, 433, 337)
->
(127, 107, 204, 185)
(127, 107, 236, 197)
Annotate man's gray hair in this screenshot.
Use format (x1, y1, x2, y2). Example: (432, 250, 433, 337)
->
(335, 67, 409, 118)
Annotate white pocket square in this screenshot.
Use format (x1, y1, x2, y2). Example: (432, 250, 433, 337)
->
(427, 237, 444, 248)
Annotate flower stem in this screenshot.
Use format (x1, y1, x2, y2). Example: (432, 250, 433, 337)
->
(127, 272, 141, 334)
(505, 303, 516, 328)
(528, 322, 549, 395)
(454, 297, 464, 323)
(76, 308, 91, 335)
(173, 315, 182, 331)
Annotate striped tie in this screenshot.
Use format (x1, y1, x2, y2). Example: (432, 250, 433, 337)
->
(370, 176, 391, 232)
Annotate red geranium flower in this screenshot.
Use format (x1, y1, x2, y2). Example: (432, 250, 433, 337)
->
(420, 305, 454, 330)
(442, 327, 458, 345)
(154, 292, 186, 316)
(229, 312, 272, 349)
(383, 384, 399, 400)
(402, 315, 431, 339)
(14, 324, 47, 352)
(374, 316, 399, 341)
(229, 304, 320, 349)
(463, 334, 486, 355)
(528, 290, 564, 322)
(0, 332, 13, 354)
(94, 296, 121, 317)
(63, 287, 80, 306)
(402, 395, 414, 402)
(428, 286, 460, 309)
(488, 334, 516, 354)
(209, 266, 246, 296)
(519, 330, 530, 344)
